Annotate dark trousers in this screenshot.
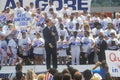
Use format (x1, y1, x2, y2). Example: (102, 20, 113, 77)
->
(80, 52, 87, 64)
(88, 52, 95, 64)
(45, 45, 57, 69)
(98, 51, 105, 62)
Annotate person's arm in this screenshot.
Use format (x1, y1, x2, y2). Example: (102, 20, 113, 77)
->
(92, 62, 101, 70)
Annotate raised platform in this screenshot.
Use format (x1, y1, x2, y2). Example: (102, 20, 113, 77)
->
(0, 65, 95, 78)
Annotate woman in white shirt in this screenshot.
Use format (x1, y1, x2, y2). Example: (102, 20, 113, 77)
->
(32, 33, 45, 65)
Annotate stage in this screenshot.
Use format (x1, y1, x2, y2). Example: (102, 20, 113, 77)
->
(0, 65, 95, 78)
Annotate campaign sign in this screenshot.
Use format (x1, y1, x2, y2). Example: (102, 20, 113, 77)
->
(36, 15, 45, 27)
(0, 14, 6, 22)
(14, 13, 31, 26)
(105, 50, 120, 77)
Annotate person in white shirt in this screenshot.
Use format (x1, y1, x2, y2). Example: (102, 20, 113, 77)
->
(29, 2, 36, 13)
(99, 14, 111, 30)
(74, 11, 83, 28)
(32, 33, 45, 65)
(18, 32, 31, 64)
(75, 23, 84, 39)
(107, 32, 118, 50)
(58, 23, 69, 40)
(46, 8, 56, 18)
(60, 4, 71, 16)
(62, 13, 70, 28)
(14, 2, 24, 18)
(81, 31, 92, 64)
(104, 23, 116, 38)
(67, 15, 76, 34)
(0, 34, 8, 66)
(92, 22, 104, 38)
(5, 7, 14, 21)
(69, 31, 81, 65)
(57, 36, 69, 65)
(8, 36, 18, 65)
(45, 0, 56, 14)
(113, 13, 120, 33)
(14, 2, 25, 30)
(5, 23, 18, 42)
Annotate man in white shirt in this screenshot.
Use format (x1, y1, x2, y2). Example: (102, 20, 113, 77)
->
(45, 0, 56, 13)
(14, 2, 24, 18)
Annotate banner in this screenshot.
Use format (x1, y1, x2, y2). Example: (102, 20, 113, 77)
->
(105, 50, 120, 77)
(14, 12, 31, 26)
(0, 0, 91, 12)
(0, 13, 6, 23)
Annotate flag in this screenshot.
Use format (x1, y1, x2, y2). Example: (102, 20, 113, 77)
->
(44, 72, 53, 80)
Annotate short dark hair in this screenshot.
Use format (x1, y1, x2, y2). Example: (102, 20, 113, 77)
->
(30, 2, 34, 5)
(54, 72, 63, 80)
(49, 8, 53, 11)
(48, 68, 58, 76)
(83, 69, 92, 80)
(63, 73, 71, 80)
(15, 63, 22, 71)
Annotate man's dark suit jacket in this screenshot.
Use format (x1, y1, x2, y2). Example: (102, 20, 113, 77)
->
(98, 40, 107, 62)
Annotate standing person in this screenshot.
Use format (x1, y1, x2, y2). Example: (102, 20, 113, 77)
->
(69, 31, 81, 65)
(57, 36, 69, 65)
(8, 36, 18, 65)
(0, 34, 8, 66)
(95, 34, 107, 62)
(43, 18, 58, 69)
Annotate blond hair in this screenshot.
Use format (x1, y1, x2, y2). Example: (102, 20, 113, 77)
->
(26, 69, 36, 80)
(37, 74, 45, 80)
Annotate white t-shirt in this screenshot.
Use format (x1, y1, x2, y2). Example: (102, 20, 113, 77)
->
(18, 37, 31, 55)
(32, 38, 45, 54)
(67, 20, 76, 32)
(107, 38, 118, 49)
(69, 36, 81, 49)
(8, 39, 17, 54)
(58, 29, 69, 39)
(104, 29, 116, 37)
(92, 28, 104, 37)
(57, 39, 68, 57)
(0, 40, 8, 57)
(81, 37, 91, 53)
(14, 7, 24, 18)
(113, 18, 120, 31)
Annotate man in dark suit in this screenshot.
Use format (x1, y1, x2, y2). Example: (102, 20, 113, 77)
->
(43, 18, 58, 69)
(97, 34, 107, 62)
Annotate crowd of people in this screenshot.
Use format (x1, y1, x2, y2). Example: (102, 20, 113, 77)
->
(7, 61, 119, 80)
(0, 0, 120, 69)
